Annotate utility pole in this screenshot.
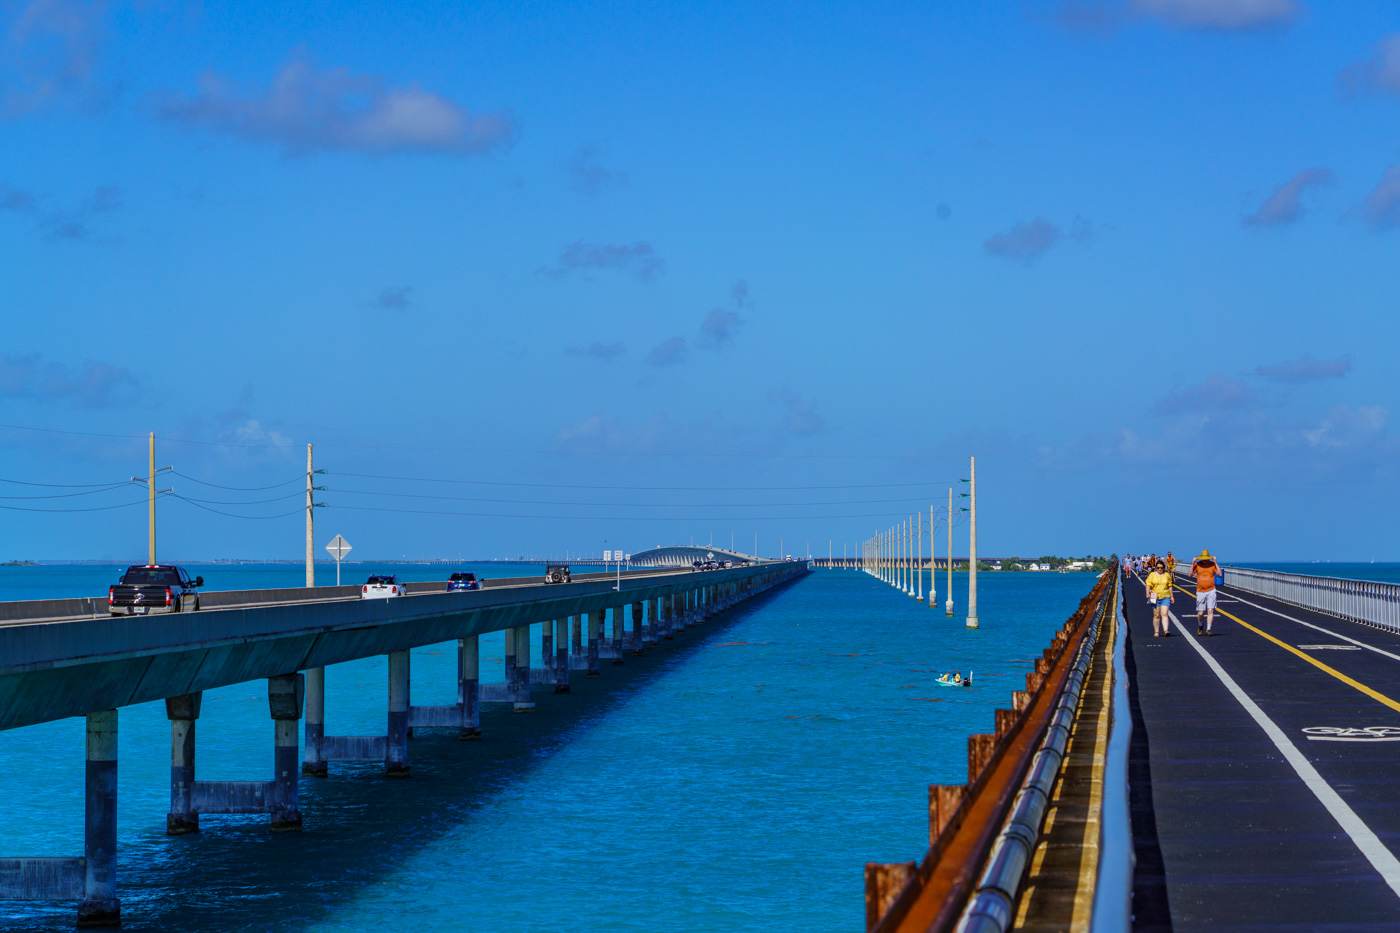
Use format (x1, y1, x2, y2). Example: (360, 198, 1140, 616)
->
(928, 503, 936, 608)
(946, 488, 954, 617)
(147, 433, 156, 564)
(967, 456, 978, 629)
(916, 512, 922, 600)
(306, 444, 314, 587)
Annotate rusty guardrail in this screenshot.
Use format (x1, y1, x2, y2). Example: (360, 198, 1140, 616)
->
(864, 570, 1113, 933)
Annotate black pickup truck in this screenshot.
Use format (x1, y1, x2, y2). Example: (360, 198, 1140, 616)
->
(108, 565, 204, 615)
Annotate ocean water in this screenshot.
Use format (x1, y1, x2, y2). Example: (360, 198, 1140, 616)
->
(0, 567, 1099, 931)
(1237, 562, 1400, 586)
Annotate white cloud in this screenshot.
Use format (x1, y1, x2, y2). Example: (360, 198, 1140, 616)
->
(155, 54, 516, 156)
(1244, 168, 1330, 227)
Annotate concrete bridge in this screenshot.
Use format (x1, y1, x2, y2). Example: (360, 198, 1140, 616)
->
(0, 559, 807, 927)
(862, 563, 1400, 933)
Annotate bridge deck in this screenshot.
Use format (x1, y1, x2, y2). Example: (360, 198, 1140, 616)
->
(1123, 571, 1400, 931)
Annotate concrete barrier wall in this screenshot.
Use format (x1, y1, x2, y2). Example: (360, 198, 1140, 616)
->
(0, 562, 809, 732)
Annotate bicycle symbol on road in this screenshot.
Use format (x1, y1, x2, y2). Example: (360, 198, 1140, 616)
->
(1303, 726, 1400, 742)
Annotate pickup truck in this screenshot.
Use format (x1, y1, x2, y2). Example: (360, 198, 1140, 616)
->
(362, 575, 406, 599)
(108, 565, 203, 615)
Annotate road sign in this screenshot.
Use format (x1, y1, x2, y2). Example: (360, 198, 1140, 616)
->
(624, 553, 631, 561)
(603, 550, 613, 561)
(325, 535, 352, 560)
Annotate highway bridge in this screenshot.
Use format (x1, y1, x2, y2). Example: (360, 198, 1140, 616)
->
(0, 559, 807, 927)
(8, 557, 1400, 929)
(861, 563, 1400, 933)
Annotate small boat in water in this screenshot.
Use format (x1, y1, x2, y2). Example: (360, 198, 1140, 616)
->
(936, 671, 973, 688)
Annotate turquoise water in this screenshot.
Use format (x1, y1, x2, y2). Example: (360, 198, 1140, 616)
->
(1237, 562, 1400, 586)
(0, 567, 1099, 931)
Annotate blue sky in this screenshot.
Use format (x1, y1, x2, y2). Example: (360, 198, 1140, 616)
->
(2, 0, 1398, 563)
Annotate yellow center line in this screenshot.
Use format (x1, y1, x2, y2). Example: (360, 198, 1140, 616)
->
(1170, 583, 1400, 714)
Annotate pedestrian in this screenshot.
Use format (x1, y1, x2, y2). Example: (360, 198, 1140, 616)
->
(1166, 551, 1176, 576)
(1191, 549, 1221, 636)
(1145, 559, 1174, 637)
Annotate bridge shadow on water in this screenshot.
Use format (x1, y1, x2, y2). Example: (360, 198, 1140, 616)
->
(103, 584, 798, 933)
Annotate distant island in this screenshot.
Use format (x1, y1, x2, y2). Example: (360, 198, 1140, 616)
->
(1, 560, 38, 567)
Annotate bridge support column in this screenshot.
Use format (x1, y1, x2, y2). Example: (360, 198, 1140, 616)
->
(165, 692, 202, 834)
(630, 602, 645, 656)
(611, 607, 625, 665)
(79, 709, 120, 928)
(513, 625, 535, 711)
(571, 613, 583, 661)
(554, 619, 570, 693)
(461, 636, 481, 739)
(268, 673, 304, 831)
(645, 599, 659, 646)
(663, 595, 675, 639)
(0, 711, 121, 927)
(302, 667, 326, 776)
(542, 621, 554, 674)
(386, 651, 410, 777)
(587, 611, 602, 677)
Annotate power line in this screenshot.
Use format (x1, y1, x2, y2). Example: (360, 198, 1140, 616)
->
(0, 483, 134, 501)
(177, 492, 306, 506)
(0, 477, 133, 489)
(0, 496, 161, 513)
(329, 471, 960, 492)
(330, 504, 941, 522)
(172, 471, 304, 491)
(171, 495, 304, 520)
(324, 486, 959, 508)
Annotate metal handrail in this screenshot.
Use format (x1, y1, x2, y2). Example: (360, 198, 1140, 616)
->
(1174, 564, 1400, 633)
(863, 571, 1114, 933)
(1090, 572, 1133, 931)
(953, 573, 1114, 932)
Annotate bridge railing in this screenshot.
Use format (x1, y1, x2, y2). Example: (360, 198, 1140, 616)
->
(863, 570, 1114, 932)
(1177, 565, 1400, 633)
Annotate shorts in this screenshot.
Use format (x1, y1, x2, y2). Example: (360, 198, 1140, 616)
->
(1156, 596, 1171, 609)
(1196, 589, 1217, 612)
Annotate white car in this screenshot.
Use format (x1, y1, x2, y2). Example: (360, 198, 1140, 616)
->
(362, 575, 406, 599)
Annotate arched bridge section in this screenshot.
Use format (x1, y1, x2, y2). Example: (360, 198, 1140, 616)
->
(628, 545, 756, 567)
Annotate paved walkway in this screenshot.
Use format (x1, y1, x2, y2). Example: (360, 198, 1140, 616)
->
(1123, 570, 1400, 931)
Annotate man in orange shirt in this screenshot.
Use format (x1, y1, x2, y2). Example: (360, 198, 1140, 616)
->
(1191, 550, 1221, 636)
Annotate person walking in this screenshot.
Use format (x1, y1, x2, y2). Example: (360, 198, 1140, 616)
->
(1145, 559, 1174, 637)
(1166, 551, 1176, 576)
(1191, 549, 1221, 636)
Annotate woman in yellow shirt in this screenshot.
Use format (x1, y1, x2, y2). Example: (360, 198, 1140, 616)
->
(1145, 560, 1174, 637)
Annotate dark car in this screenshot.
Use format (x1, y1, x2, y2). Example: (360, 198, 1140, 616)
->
(108, 565, 203, 615)
(447, 572, 481, 592)
(544, 565, 571, 584)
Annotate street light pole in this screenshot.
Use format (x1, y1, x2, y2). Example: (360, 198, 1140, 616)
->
(147, 433, 156, 565)
(946, 488, 954, 617)
(967, 456, 979, 629)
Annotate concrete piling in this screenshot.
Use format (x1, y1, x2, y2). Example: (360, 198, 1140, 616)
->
(513, 625, 535, 711)
(302, 666, 327, 776)
(77, 710, 119, 929)
(587, 611, 602, 677)
(645, 599, 659, 646)
(611, 607, 625, 665)
(542, 621, 554, 674)
(165, 693, 202, 834)
(554, 619, 570, 694)
(630, 602, 645, 656)
(268, 674, 304, 831)
(460, 636, 481, 739)
(386, 650, 410, 777)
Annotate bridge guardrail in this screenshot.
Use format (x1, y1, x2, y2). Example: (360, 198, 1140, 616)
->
(863, 570, 1113, 932)
(1090, 571, 1133, 932)
(1174, 564, 1400, 633)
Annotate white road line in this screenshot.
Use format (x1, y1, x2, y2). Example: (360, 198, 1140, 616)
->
(1223, 591, 1400, 663)
(1166, 608, 1400, 898)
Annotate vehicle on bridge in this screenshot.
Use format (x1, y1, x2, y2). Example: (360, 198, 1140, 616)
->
(108, 565, 203, 615)
(544, 565, 571, 584)
(446, 572, 481, 592)
(362, 575, 405, 599)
